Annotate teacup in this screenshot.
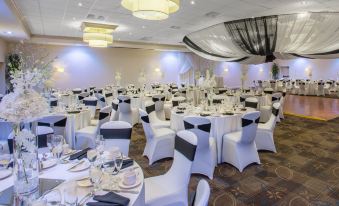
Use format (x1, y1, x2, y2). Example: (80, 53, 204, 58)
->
(123, 170, 137, 186)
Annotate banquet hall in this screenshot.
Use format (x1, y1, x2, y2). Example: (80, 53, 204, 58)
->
(0, 0, 338, 205)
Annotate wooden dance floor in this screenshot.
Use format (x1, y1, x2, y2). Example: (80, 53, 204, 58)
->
(283, 95, 339, 121)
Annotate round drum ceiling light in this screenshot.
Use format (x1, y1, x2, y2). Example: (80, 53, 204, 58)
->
(81, 22, 118, 48)
(121, 0, 180, 20)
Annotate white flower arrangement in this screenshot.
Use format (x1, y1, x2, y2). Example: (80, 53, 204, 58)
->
(115, 71, 122, 86)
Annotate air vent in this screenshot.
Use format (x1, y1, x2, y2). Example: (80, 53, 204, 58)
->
(170, 26, 181, 30)
(140, 37, 152, 41)
(205, 11, 220, 18)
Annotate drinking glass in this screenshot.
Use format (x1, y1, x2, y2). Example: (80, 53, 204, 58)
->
(50, 135, 64, 161)
(95, 135, 105, 156)
(42, 189, 62, 205)
(64, 182, 78, 205)
(89, 165, 103, 193)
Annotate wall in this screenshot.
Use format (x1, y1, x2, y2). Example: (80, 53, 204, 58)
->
(0, 38, 7, 94)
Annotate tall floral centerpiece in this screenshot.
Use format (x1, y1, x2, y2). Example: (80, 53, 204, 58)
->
(0, 43, 53, 195)
(115, 71, 122, 87)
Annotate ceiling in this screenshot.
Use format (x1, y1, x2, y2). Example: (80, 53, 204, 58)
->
(7, 0, 339, 45)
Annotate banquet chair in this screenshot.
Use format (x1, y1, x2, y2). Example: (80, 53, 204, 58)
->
(152, 94, 166, 120)
(270, 80, 276, 91)
(263, 88, 273, 95)
(244, 97, 258, 110)
(105, 92, 114, 106)
(145, 130, 197, 206)
(94, 88, 103, 94)
(145, 102, 171, 128)
(139, 109, 175, 165)
(118, 95, 139, 126)
(259, 92, 281, 123)
(190, 179, 210, 206)
(183, 116, 217, 179)
(37, 115, 67, 138)
(75, 106, 111, 149)
(36, 126, 54, 153)
(317, 82, 325, 96)
(100, 121, 132, 156)
(222, 111, 261, 172)
(78, 92, 90, 103)
(117, 88, 127, 96)
(279, 92, 286, 120)
(298, 82, 306, 95)
(255, 103, 281, 153)
(83, 96, 98, 119)
(110, 99, 120, 121)
(72, 88, 82, 95)
(95, 93, 107, 109)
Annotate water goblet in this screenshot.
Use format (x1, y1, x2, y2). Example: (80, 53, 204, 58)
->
(42, 189, 62, 206)
(90, 165, 103, 193)
(87, 149, 98, 165)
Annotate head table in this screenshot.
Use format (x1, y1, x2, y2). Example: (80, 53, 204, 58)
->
(0, 151, 145, 206)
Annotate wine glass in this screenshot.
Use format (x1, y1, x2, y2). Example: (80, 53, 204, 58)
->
(64, 181, 78, 206)
(95, 135, 105, 156)
(89, 165, 103, 193)
(42, 189, 62, 205)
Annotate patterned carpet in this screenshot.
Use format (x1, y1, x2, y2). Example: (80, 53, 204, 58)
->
(128, 115, 339, 206)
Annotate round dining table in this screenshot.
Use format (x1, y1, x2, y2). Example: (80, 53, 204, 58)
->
(170, 108, 250, 164)
(0, 154, 145, 206)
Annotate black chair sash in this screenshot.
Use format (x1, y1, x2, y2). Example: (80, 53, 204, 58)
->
(140, 115, 150, 123)
(181, 91, 187, 94)
(99, 97, 106, 103)
(282, 92, 286, 97)
(50, 100, 58, 107)
(78, 96, 85, 101)
(145, 104, 156, 114)
(38, 118, 67, 128)
(7, 139, 13, 154)
(184, 121, 211, 133)
(73, 90, 81, 94)
(172, 101, 179, 107)
(272, 107, 279, 116)
(90, 87, 96, 90)
(37, 133, 53, 148)
(245, 101, 258, 109)
(105, 93, 113, 98)
(240, 97, 246, 102)
(152, 97, 165, 102)
(119, 99, 131, 104)
(213, 99, 222, 104)
(97, 90, 103, 94)
(100, 128, 132, 140)
(242, 117, 260, 127)
(264, 90, 273, 94)
(272, 96, 280, 102)
(112, 102, 119, 111)
(219, 90, 227, 94)
(99, 112, 110, 120)
(84, 100, 97, 106)
(175, 135, 197, 161)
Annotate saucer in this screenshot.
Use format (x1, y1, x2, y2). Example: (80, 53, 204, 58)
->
(119, 177, 141, 189)
(41, 159, 57, 170)
(77, 178, 92, 187)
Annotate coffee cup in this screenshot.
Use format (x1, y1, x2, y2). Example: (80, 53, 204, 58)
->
(123, 170, 137, 186)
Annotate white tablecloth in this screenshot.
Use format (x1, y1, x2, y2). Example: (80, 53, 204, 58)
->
(0, 159, 145, 206)
(170, 111, 243, 163)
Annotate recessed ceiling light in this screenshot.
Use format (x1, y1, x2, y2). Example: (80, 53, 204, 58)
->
(190, 1, 195, 5)
(78, 2, 83, 7)
(142, 25, 146, 29)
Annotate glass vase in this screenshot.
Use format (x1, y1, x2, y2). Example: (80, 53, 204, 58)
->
(12, 122, 39, 195)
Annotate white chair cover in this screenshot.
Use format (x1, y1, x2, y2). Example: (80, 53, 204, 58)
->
(118, 95, 139, 126)
(83, 96, 98, 119)
(193, 179, 210, 206)
(152, 95, 166, 120)
(144, 102, 170, 129)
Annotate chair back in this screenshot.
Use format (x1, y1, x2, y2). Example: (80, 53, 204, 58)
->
(118, 95, 132, 113)
(49, 98, 58, 107)
(111, 99, 119, 121)
(83, 96, 98, 118)
(166, 130, 197, 187)
(100, 121, 132, 156)
(183, 116, 211, 150)
(244, 97, 258, 109)
(78, 92, 90, 101)
(152, 95, 165, 111)
(96, 93, 107, 108)
(37, 115, 67, 137)
(266, 103, 281, 131)
(98, 106, 112, 127)
(193, 179, 210, 206)
(271, 93, 282, 104)
(72, 88, 82, 94)
(94, 88, 103, 94)
(139, 109, 154, 142)
(240, 111, 260, 144)
(263, 88, 273, 94)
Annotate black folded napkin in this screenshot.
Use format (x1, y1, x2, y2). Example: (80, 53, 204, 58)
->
(101, 159, 134, 170)
(176, 111, 184, 114)
(241, 108, 247, 111)
(67, 110, 81, 114)
(69, 148, 91, 160)
(200, 114, 210, 117)
(223, 112, 234, 115)
(87, 192, 130, 206)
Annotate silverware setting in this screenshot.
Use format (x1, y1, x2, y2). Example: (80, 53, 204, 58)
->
(67, 160, 85, 171)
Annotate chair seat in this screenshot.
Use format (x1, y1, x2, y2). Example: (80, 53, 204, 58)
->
(37, 126, 54, 135)
(90, 119, 99, 126)
(223, 131, 242, 143)
(258, 123, 273, 131)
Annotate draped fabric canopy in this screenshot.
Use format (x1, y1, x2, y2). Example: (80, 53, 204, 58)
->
(183, 12, 339, 64)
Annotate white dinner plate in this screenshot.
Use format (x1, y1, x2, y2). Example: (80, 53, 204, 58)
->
(77, 178, 92, 187)
(118, 177, 142, 189)
(41, 159, 57, 170)
(0, 169, 12, 180)
(69, 161, 90, 172)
